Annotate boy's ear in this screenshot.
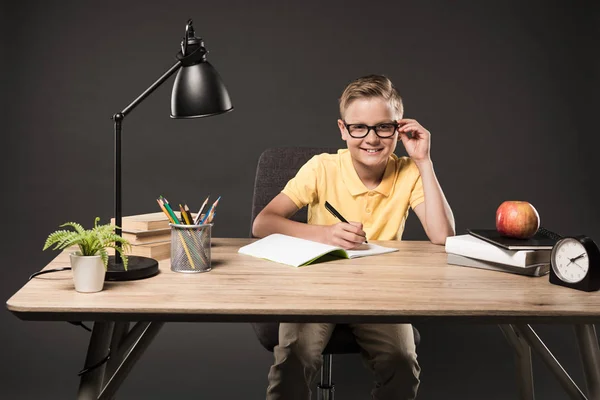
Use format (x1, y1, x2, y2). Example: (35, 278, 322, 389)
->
(337, 119, 348, 141)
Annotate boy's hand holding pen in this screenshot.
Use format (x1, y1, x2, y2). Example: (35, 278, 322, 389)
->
(324, 201, 368, 250)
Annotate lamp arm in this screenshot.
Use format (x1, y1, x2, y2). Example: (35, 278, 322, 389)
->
(118, 60, 182, 117)
(111, 60, 182, 264)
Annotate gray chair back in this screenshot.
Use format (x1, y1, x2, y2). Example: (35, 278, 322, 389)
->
(249, 147, 336, 236)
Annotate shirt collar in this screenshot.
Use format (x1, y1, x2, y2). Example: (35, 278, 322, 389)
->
(339, 149, 397, 197)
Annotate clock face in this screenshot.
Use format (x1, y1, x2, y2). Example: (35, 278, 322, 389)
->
(552, 238, 589, 283)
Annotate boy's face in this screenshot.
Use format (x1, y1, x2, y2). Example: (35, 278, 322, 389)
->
(338, 97, 399, 171)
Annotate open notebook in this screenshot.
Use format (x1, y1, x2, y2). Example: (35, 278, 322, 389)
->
(238, 234, 398, 267)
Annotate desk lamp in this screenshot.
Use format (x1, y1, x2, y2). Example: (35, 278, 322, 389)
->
(106, 19, 233, 280)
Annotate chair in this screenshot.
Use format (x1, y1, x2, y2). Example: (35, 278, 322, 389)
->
(249, 147, 420, 399)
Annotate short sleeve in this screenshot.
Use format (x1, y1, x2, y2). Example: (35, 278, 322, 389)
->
(409, 175, 425, 210)
(281, 155, 320, 209)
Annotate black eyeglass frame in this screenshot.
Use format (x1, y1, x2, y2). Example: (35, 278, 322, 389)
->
(343, 121, 399, 138)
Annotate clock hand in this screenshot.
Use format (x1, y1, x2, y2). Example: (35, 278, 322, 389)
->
(567, 254, 582, 263)
(572, 261, 586, 272)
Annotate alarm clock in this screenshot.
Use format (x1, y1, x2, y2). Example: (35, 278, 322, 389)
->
(549, 235, 600, 292)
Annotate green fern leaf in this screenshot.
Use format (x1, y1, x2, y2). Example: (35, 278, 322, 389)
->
(106, 244, 129, 271)
(60, 222, 85, 234)
(43, 230, 72, 250)
(99, 248, 109, 269)
(51, 232, 81, 251)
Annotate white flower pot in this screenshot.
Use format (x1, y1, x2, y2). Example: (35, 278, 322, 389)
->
(70, 252, 106, 293)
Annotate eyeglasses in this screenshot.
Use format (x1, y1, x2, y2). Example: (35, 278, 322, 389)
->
(343, 121, 398, 138)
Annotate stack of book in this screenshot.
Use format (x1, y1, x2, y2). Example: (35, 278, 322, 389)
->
(111, 212, 187, 260)
(444, 228, 561, 277)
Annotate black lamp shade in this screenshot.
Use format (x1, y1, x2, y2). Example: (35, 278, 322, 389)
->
(170, 61, 233, 118)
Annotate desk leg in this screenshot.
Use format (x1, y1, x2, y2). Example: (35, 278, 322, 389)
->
(513, 324, 587, 400)
(105, 322, 130, 400)
(78, 322, 115, 400)
(77, 322, 163, 400)
(98, 321, 164, 400)
(575, 324, 600, 399)
(499, 325, 535, 400)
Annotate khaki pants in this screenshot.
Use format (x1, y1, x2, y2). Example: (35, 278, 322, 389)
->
(266, 323, 420, 400)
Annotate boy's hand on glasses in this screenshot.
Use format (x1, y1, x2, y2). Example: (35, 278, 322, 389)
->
(324, 222, 367, 250)
(397, 119, 431, 165)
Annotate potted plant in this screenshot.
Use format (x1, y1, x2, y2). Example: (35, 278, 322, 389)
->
(43, 217, 130, 293)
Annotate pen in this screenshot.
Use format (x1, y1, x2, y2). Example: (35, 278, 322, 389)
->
(324, 201, 368, 243)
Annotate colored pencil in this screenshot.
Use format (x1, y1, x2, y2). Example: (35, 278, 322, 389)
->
(160, 196, 181, 224)
(157, 197, 197, 269)
(208, 211, 216, 224)
(200, 196, 221, 225)
(157, 198, 175, 223)
(194, 195, 210, 225)
(179, 204, 193, 225)
(183, 204, 195, 225)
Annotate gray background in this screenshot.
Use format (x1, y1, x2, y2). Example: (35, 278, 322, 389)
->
(2, 0, 599, 398)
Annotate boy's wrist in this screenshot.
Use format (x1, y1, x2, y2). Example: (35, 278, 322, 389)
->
(414, 158, 433, 169)
(318, 224, 333, 245)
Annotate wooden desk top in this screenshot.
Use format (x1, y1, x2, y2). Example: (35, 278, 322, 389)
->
(7, 238, 600, 323)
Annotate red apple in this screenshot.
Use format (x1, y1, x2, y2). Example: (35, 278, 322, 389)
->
(496, 201, 540, 239)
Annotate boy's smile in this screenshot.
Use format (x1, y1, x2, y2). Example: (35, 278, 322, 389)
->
(338, 97, 399, 187)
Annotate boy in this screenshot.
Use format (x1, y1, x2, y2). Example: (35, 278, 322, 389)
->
(253, 75, 455, 400)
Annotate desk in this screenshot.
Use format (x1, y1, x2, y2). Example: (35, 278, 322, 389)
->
(7, 239, 600, 400)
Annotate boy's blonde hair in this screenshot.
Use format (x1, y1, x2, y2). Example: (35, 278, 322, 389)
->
(339, 75, 403, 120)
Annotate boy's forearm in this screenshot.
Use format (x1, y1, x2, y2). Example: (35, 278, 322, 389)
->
(416, 160, 456, 244)
(252, 212, 327, 242)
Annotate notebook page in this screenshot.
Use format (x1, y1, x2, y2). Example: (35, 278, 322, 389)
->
(346, 243, 398, 258)
(238, 234, 342, 267)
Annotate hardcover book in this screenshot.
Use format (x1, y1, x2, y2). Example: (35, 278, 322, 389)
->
(129, 241, 171, 260)
(445, 234, 550, 267)
(111, 211, 195, 232)
(111, 212, 174, 231)
(467, 227, 561, 250)
(110, 240, 171, 260)
(447, 253, 549, 277)
(121, 232, 170, 245)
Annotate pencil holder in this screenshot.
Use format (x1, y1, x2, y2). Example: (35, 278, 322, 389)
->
(169, 223, 212, 273)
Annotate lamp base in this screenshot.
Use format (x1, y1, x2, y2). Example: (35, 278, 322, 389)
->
(106, 255, 159, 281)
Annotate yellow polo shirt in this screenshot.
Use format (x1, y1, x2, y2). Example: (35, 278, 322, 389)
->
(282, 149, 425, 241)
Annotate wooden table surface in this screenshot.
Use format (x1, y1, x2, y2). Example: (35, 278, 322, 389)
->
(7, 238, 600, 323)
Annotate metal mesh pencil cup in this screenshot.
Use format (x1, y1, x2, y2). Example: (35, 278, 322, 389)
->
(169, 223, 212, 273)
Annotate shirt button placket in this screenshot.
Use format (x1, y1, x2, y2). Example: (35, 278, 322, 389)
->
(365, 191, 374, 215)
(362, 193, 371, 228)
